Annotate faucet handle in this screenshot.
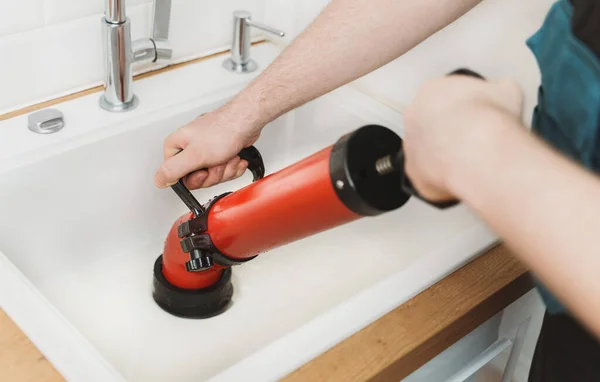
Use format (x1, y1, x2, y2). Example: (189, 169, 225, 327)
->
(152, 0, 171, 40)
(224, 10, 285, 73)
(152, 0, 172, 60)
(154, 40, 173, 60)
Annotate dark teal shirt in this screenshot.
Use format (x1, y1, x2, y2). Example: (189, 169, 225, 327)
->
(526, 0, 600, 314)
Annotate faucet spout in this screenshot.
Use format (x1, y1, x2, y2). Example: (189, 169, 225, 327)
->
(105, 0, 126, 24)
(100, 12, 137, 112)
(100, 0, 172, 112)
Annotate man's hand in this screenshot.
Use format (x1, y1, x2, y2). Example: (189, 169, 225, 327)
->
(402, 74, 600, 339)
(402, 75, 525, 202)
(154, 105, 262, 189)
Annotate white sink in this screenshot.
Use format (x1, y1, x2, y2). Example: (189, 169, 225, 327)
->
(0, 43, 497, 381)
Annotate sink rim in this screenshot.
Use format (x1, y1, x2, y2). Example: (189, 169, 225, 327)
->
(0, 252, 126, 382)
(0, 42, 498, 381)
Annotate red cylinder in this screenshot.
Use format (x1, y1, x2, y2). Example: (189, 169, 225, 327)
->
(206, 146, 360, 260)
(159, 125, 409, 291)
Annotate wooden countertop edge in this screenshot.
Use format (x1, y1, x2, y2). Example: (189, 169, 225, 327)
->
(0, 243, 530, 382)
(0, 310, 63, 382)
(283, 243, 532, 382)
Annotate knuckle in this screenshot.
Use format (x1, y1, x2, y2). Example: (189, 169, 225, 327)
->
(213, 165, 226, 176)
(165, 131, 181, 147)
(158, 163, 175, 183)
(205, 179, 218, 187)
(184, 178, 198, 190)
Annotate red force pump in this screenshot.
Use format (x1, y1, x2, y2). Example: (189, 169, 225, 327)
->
(152, 124, 452, 318)
(151, 66, 482, 318)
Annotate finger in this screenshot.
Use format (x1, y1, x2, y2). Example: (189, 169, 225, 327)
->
(202, 165, 227, 188)
(154, 148, 199, 188)
(405, 165, 454, 202)
(184, 170, 209, 190)
(234, 160, 248, 179)
(163, 127, 191, 160)
(221, 157, 241, 182)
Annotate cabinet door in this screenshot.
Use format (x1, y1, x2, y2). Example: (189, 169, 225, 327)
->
(447, 318, 530, 382)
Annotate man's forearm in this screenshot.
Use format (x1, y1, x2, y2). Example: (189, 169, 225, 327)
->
(451, 119, 600, 337)
(232, 0, 481, 128)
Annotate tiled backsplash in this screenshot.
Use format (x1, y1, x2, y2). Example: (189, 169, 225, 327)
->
(42, 0, 150, 25)
(1, 0, 553, 117)
(0, 0, 271, 113)
(0, 0, 45, 37)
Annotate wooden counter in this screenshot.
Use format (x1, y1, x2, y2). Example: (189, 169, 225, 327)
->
(0, 244, 531, 381)
(0, 309, 63, 382)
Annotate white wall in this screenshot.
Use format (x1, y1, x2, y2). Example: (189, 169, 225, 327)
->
(0, 0, 276, 113)
(1, 0, 554, 116)
(268, 0, 554, 123)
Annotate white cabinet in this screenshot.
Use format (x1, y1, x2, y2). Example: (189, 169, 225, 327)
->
(402, 290, 544, 382)
(446, 318, 530, 382)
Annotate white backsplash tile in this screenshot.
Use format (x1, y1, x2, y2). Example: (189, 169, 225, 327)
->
(0, 0, 45, 37)
(44, 0, 152, 25)
(169, 0, 267, 60)
(44, 0, 104, 25)
(0, 1, 272, 113)
(0, 0, 553, 116)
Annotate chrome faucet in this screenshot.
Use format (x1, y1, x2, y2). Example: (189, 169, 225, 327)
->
(223, 11, 285, 73)
(100, 0, 172, 112)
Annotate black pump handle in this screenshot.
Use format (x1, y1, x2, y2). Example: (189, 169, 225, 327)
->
(237, 145, 265, 182)
(171, 146, 265, 216)
(400, 67, 485, 209)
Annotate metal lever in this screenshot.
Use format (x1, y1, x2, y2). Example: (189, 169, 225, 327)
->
(223, 10, 285, 73)
(171, 180, 205, 217)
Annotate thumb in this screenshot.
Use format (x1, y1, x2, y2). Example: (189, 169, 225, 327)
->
(154, 148, 199, 188)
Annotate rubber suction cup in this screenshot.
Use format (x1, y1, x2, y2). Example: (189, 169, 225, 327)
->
(152, 255, 233, 318)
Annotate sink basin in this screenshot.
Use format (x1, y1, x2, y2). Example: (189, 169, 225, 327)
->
(0, 43, 497, 381)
